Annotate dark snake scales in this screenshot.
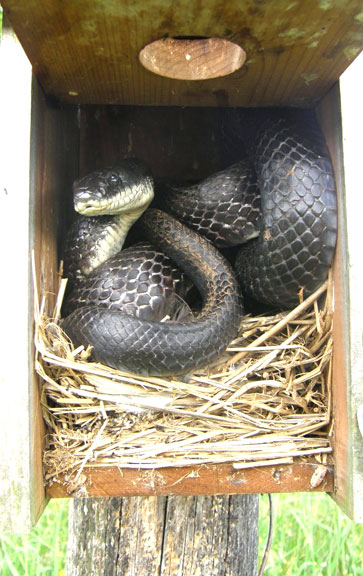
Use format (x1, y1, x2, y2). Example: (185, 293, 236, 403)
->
(62, 116, 337, 376)
(62, 209, 243, 376)
(235, 117, 337, 308)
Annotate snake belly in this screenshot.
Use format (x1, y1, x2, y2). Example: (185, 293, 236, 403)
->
(62, 209, 243, 376)
(234, 117, 337, 308)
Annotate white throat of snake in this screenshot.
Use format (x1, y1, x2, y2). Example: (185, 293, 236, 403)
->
(78, 176, 154, 275)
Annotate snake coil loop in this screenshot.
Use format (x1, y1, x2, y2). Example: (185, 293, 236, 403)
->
(62, 115, 337, 376)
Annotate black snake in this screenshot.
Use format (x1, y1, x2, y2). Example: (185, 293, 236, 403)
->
(62, 116, 337, 376)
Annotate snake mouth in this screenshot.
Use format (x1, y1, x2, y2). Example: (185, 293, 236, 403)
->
(74, 198, 112, 216)
(75, 203, 99, 215)
(77, 205, 100, 215)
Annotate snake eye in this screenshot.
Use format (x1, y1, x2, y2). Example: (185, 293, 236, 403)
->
(108, 174, 119, 185)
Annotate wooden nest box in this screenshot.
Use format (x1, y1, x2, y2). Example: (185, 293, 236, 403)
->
(0, 0, 362, 531)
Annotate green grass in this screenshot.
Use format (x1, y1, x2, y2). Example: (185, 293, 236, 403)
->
(0, 500, 69, 576)
(0, 494, 362, 575)
(259, 493, 363, 576)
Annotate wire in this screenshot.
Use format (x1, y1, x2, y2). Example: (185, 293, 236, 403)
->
(258, 494, 274, 576)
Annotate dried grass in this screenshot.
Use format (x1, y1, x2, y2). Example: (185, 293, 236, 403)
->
(34, 264, 334, 487)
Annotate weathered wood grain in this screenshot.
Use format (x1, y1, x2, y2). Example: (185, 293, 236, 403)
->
(338, 54, 363, 523)
(66, 497, 166, 575)
(0, 20, 37, 534)
(2, 0, 363, 107)
(0, 21, 79, 533)
(47, 462, 334, 498)
(318, 58, 363, 523)
(67, 495, 259, 576)
(318, 85, 350, 520)
(159, 495, 258, 576)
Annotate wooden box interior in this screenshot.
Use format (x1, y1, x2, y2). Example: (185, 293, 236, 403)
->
(30, 86, 346, 501)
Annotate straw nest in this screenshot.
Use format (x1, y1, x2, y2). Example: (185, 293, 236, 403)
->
(34, 265, 334, 490)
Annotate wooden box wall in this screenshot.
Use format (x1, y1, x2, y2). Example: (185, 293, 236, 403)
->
(1, 1, 362, 531)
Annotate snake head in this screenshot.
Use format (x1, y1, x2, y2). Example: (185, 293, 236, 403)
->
(73, 159, 154, 216)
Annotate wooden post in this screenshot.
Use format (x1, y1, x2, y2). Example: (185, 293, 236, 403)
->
(67, 495, 259, 575)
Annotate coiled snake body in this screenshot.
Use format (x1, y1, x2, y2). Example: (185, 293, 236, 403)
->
(235, 117, 337, 308)
(62, 117, 337, 376)
(63, 208, 243, 376)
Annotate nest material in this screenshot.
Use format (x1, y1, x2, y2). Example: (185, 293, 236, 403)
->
(34, 268, 334, 488)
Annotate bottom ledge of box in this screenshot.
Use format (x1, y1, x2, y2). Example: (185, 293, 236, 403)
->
(46, 460, 334, 498)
